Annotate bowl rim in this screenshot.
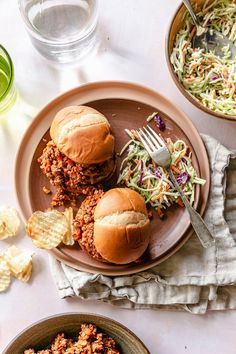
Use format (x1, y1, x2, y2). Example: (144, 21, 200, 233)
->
(165, 1, 236, 122)
(2, 312, 150, 354)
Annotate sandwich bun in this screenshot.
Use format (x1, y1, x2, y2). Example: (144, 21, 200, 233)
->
(94, 188, 150, 264)
(50, 106, 115, 164)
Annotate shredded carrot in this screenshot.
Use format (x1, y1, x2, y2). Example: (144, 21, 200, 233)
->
(178, 161, 183, 169)
(171, 165, 181, 174)
(189, 26, 196, 41)
(152, 160, 157, 168)
(187, 77, 195, 83)
(151, 185, 170, 201)
(191, 62, 200, 69)
(131, 130, 140, 141)
(176, 198, 184, 207)
(127, 169, 132, 180)
(166, 143, 172, 153)
(183, 27, 197, 50)
(152, 192, 163, 201)
(157, 207, 165, 219)
(175, 154, 185, 166)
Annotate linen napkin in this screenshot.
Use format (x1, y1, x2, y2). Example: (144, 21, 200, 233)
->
(50, 134, 236, 314)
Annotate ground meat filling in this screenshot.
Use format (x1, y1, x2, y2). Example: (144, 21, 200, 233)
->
(73, 189, 105, 261)
(24, 323, 120, 354)
(38, 141, 115, 206)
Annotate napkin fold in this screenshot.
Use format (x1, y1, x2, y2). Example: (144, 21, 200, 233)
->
(50, 135, 236, 314)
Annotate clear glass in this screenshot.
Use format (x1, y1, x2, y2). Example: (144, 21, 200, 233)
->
(0, 45, 17, 114)
(18, 0, 98, 63)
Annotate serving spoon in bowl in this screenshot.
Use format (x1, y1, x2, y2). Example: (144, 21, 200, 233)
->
(183, 0, 236, 58)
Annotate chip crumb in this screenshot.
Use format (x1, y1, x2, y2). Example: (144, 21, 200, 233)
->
(63, 207, 75, 246)
(43, 186, 51, 195)
(137, 107, 141, 110)
(42, 138, 47, 142)
(111, 113, 116, 117)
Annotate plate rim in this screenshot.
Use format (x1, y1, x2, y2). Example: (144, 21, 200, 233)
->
(14, 80, 211, 275)
(2, 312, 150, 354)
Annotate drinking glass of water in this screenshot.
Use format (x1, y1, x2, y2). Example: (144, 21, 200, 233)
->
(18, 0, 98, 63)
(0, 45, 17, 114)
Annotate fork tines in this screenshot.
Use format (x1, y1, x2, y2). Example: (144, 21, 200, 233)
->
(136, 125, 165, 153)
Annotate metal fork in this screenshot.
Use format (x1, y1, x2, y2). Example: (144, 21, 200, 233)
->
(136, 125, 214, 248)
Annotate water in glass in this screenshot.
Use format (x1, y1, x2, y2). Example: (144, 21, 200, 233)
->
(19, 0, 98, 63)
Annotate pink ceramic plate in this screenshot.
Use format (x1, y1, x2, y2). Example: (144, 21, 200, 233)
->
(15, 81, 210, 275)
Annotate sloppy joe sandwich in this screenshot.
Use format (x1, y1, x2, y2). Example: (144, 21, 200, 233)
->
(38, 106, 116, 206)
(74, 188, 151, 264)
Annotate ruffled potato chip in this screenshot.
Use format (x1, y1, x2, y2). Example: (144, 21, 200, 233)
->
(3, 245, 33, 282)
(0, 257, 11, 292)
(0, 207, 20, 240)
(16, 262, 32, 283)
(63, 207, 75, 246)
(26, 210, 68, 249)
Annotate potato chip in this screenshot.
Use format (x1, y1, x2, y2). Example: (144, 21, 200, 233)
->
(26, 210, 68, 249)
(0, 207, 20, 240)
(3, 245, 33, 282)
(63, 207, 75, 246)
(17, 262, 32, 283)
(0, 222, 5, 234)
(0, 257, 11, 292)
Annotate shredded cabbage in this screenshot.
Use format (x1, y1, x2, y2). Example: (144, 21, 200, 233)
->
(118, 129, 205, 216)
(171, 0, 236, 116)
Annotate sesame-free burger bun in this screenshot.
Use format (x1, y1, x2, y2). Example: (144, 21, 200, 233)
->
(94, 188, 150, 264)
(50, 106, 115, 164)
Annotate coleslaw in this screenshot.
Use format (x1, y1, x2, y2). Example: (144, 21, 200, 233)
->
(118, 128, 205, 217)
(171, 0, 236, 116)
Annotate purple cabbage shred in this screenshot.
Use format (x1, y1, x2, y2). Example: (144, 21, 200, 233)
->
(176, 172, 190, 185)
(154, 115, 166, 131)
(211, 75, 219, 81)
(155, 168, 161, 179)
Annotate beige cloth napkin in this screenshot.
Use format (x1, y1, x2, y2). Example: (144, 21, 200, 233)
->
(50, 134, 236, 314)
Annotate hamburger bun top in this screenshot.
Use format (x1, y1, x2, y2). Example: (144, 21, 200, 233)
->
(50, 106, 115, 165)
(94, 188, 150, 264)
(94, 188, 148, 219)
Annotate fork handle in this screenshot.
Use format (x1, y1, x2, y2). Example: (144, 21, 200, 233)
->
(168, 168, 215, 248)
(182, 0, 206, 36)
(182, 0, 201, 27)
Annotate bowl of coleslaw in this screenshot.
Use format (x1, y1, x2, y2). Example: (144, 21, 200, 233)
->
(166, 0, 236, 121)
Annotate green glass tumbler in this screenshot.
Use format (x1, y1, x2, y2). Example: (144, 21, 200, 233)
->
(0, 45, 17, 114)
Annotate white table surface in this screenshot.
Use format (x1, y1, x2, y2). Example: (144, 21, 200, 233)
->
(1, 1, 236, 353)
